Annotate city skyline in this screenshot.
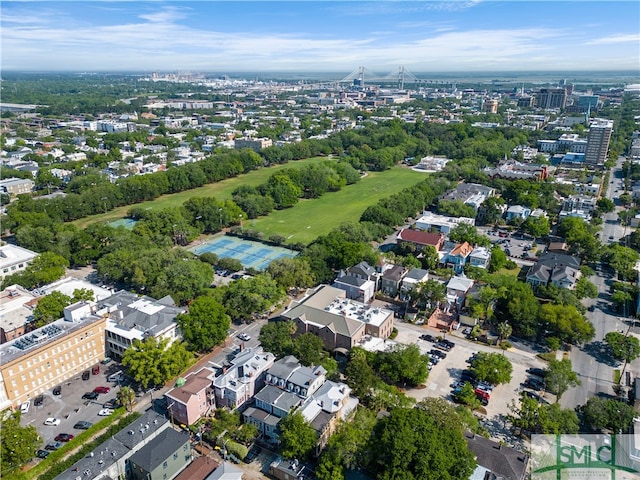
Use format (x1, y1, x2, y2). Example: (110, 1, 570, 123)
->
(1, 1, 639, 73)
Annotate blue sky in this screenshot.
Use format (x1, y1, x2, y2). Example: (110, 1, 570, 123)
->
(2, 1, 639, 73)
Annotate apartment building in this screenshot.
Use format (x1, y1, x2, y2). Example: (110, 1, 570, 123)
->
(97, 290, 185, 360)
(585, 118, 614, 165)
(212, 347, 275, 410)
(0, 304, 107, 410)
(280, 285, 394, 352)
(243, 355, 357, 453)
(53, 410, 171, 480)
(165, 367, 216, 426)
(414, 211, 475, 234)
(234, 137, 273, 151)
(0, 244, 38, 279)
(0, 285, 38, 344)
(537, 88, 567, 110)
(0, 177, 35, 196)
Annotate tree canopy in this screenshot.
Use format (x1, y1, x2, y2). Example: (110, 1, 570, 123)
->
(368, 407, 476, 480)
(470, 352, 513, 385)
(278, 411, 317, 460)
(0, 411, 40, 473)
(121, 337, 193, 388)
(544, 358, 581, 402)
(177, 296, 230, 352)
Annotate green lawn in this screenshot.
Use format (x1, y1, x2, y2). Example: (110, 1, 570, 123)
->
(72, 157, 324, 229)
(247, 167, 427, 244)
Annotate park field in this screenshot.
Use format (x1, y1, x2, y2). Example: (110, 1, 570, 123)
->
(247, 167, 427, 245)
(72, 157, 323, 229)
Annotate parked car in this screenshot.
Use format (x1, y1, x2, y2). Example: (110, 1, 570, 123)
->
(435, 342, 451, 352)
(73, 421, 93, 430)
(52, 385, 62, 396)
(98, 408, 115, 416)
(44, 417, 61, 427)
(429, 349, 447, 359)
(93, 386, 111, 394)
(81, 370, 90, 381)
(420, 334, 435, 342)
(526, 367, 547, 378)
(476, 381, 494, 392)
(55, 433, 75, 442)
(460, 370, 476, 382)
(103, 399, 120, 409)
(34, 395, 44, 407)
(45, 441, 63, 451)
(36, 449, 50, 459)
(20, 400, 30, 414)
(523, 378, 545, 391)
(82, 391, 99, 400)
(238, 333, 251, 341)
(521, 390, 543, 403)
(442, 339, 455, 349)
(462, 327, 472, 336)
(474, 388, 490, 401)
(92, 364, 100, 375)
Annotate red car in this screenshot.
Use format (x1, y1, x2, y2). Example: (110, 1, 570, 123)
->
(55, 433, 74, 442)
(93, 386, 111, 394)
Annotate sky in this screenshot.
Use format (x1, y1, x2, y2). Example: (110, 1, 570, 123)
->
(1, 1, 639, 74)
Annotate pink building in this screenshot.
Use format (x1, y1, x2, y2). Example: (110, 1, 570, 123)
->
(165, 367, 215, 426)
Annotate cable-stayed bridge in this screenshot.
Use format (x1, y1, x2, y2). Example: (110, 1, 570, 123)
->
(339, 66, 421, 89)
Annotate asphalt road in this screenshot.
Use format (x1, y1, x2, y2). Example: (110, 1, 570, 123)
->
(561, 156, 640, 409)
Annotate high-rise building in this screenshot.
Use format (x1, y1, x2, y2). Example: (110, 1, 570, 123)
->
(537, 88, 567, 110)
(584, 118, 614, 165)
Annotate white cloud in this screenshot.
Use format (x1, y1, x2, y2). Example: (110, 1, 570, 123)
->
(587, 33, 640, 45)
(0, 9, 633, 72)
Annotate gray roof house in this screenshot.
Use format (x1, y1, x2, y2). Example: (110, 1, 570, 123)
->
(95, 290, 186, 360)
(400, 268, 429, 295)
(333, 272, 376, 303)
(466, 432, 528, 480)
(380, 264, 407, 297)
(53, 410, 171, 480)
(128, 428, 191, 480)
(526, 253, 581, 290)
(346, 261, 376, 281)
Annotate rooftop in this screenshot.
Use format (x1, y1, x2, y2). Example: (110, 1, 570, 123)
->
(128, 427, 190, 472)
(0, 244, 38, 270)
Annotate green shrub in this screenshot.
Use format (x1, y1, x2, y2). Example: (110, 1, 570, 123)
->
(389, 327, 398, 340)
(225, 439, 248, 460)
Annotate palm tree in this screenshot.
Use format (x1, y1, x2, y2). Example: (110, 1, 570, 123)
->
(497, 322, 513, 344)
(117, 386, 136, 412)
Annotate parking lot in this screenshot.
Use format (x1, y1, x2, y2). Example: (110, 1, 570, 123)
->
(21, 362, 124, 448)
(487, 230, 545, 261)
(395, 326, 551, 438)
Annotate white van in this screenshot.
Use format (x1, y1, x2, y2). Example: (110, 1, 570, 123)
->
(108, 370, 124, 383)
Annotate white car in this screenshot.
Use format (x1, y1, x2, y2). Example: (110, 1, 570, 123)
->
(44, 417, 61, 426)
(20, 400, 30, 414)
(98, 409, 114, 416)
(238, 333, 251, 341)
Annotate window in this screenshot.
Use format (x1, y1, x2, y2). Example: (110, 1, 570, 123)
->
(163, 461, 168, 469)
(173, 453, 178, 460)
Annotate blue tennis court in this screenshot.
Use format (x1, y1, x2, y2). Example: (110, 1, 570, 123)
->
(107, 218, 138, 230)
(189, 235, 298, 271)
